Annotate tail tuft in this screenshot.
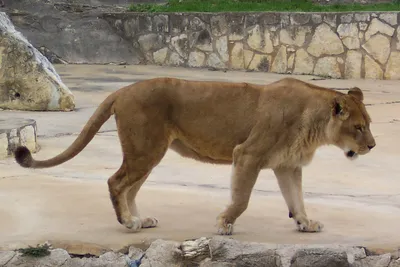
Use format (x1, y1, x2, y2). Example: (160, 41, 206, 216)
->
(14, 146, 34, 168)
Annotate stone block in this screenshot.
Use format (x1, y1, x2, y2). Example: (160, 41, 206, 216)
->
(364, 55, 383, 79)
(314, 57, 342, 78)
(362, 34, 391, 65)
(188, 51, 206, 67)
(210, 15, 228, 37)
(294, 48, 315, 75)
(271, 46, 288, 73)
(290, 13, 311, 25)
(290, 248, 350, 267)
(365, 18, 395, 41)
(384, 52, 400, 80)
(247, 25, 273, 53)
(307, 23, 344, 57)
(345, 50, 362, 79)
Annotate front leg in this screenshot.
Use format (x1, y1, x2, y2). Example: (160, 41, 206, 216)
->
(274, 167, 323, 232)
(216, 146, 261, 235)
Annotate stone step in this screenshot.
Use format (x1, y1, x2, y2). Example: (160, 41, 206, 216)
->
(0, 118, 39, 159)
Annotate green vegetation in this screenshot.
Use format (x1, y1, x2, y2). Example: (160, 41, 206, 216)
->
(17, 244, 51, 258)
(128, 0, 400, 13)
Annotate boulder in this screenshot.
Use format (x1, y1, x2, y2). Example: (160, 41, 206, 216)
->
(0, 12, 74, 111)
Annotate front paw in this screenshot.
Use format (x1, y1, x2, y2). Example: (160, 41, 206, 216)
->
(296, 219, 324, 232)
(216, 216, 234, 235)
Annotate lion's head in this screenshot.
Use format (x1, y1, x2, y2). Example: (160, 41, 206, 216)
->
(329, 87, 376, 160)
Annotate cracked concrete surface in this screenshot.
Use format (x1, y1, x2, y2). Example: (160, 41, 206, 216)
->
(0, 65, 399, 253)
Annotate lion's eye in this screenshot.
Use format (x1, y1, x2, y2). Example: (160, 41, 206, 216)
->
(355, 126, 363, 132)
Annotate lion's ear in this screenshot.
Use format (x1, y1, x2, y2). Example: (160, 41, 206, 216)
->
(348, 87, 363, 102)
(332, 96, 349, 120)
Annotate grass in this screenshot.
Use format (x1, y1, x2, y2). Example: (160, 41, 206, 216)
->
(128, 0, 400, 13)
(17, 244, 51, 258)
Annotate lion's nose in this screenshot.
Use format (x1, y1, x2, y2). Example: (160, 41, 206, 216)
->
(368, 144, 375, 150)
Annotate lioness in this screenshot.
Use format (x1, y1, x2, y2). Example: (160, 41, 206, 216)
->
(15, 77, 375, 235)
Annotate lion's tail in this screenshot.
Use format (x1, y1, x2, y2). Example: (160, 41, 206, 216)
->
(15, 91, 118, 169)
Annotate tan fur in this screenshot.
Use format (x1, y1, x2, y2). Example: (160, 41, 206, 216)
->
(14, 77, 376, 234)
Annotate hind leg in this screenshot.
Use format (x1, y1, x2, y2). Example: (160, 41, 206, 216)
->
(107, 162, 148, 231)
(126, 174, 158, 228)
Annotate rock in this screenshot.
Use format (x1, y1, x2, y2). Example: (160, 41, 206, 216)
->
(247, 25, 273, 54)
(290, 14, 311, 25)
(384, 52, 400, 80)
(192, 29, 213, 52)
(128, 246, 144, 259)
(323, 14, 337, 28)
(64, 253, 127, 267)
(167, 52, 185, 66)
(364, 55, 383, 79)
(362, 34, 391, 64)
(140, 239, 182, 267)
(279, 26, 311, 47)
(379, 13, 398, 26)
(0, 133, 7, 158)
(345, 50, 362, 79)
(169, 14, 189, 35)
(153, 47, 169, 65)
(153, 14, 168, 33)
(355, 13, 370, 22)
(365, 18, 395, 41)
(189, 17, 207, 32)
(230, 42, 244, 69)
(353, 253, 391, 267)
(171, 34, 188, 59)
(216, 36, 228, 62)
(244, 49, 254, 69)
(340, 14, 353, 23)
(0, 13, 74, 111)
(207, 53, 226, 69)
(397, 26, 400, 50)
(259, 13, 280, 25)
(181, 237, 210, 263)
(314, 57, 342, 78)
(281, 14, 290, 27)
(208, 237, 279, 267)
(7, 249, 71, 267)
(138, 33, 164, 52)
(337, 23, 360, 49)
(271, 46, 287, 73)
(211, 15, 227, 37)
(294, 48, 315, 75)
(311, 14, 323, 24)
(0, 251, 15, 266)
(0, 119, 38, 158)
(288, 53, 295, 69)
(228, 14, 245, 41)
(248, 54, 271, 72)
(359, 22, 369, 31)
(290, 248, 350, 267)
(390, 259, 400, 267)
(188, 51, 206, 67)
(307, 23, 344, 57)
(199, 258, 234, 266)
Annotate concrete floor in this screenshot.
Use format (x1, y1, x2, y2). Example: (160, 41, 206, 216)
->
(0, 65, 399, 253)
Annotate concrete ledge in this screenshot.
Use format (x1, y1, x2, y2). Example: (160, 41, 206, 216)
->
(0, 118, 39, 159)
(1, 237, 399, 267)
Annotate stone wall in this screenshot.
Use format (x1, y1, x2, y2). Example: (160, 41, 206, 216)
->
(103, 11, 400, 79)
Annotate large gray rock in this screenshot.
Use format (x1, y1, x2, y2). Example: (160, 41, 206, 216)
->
(0, 12, 74, 111)
(290, 248, 350, 267)
(207, 237, 279, 267)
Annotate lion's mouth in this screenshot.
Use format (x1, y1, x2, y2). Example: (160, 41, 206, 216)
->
(345, 150, 358, 160)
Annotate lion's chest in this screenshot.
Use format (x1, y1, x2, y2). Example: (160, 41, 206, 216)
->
(264, 147, 316, 169)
